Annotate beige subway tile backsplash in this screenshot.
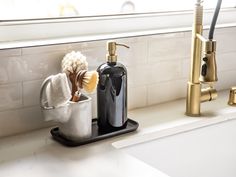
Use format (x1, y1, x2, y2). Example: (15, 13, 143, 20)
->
(0, 48, 21, 57)
(0, 56, 25, 84)
(148, 34, 191, 63)
(118, 41, 148, 67)
(80, 46, 107, 70)
(149, 32, 185, 41)
(217, 52, 236, 72)
(182, 58, 190, 79)
(0, 83, 22, 111)
(149, 61, 183, 83)
(147, 79, 186, 106)
(0, 26, 236, 137)
(21, 52, 63, 81)
(0, 109, 22, 137)
(0, 106, 53, 137)
(127, 65, 150, 86)
(23, 79, 43, 107)
(128, 85, 147, 110)
(215, 29, 236, 53)
(22, 44, 67, 55)
(216, 70, 236, 91)
(67, 41, 106, 51)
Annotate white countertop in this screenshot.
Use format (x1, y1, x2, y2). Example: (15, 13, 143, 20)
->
(0, 90, 236, 177)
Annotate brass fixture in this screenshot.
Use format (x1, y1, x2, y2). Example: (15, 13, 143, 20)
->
(107, 41, 130, 63)
(186, 0, 221, 116)
(228, 87, 236, 106)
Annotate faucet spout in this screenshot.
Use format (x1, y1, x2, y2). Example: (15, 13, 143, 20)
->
(186, 0, 222, 116)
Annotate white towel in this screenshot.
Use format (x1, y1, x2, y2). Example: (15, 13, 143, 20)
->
(45, 73, 71, 107)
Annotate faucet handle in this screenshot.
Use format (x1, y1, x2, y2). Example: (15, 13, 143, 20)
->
(228, 87, 236, 106)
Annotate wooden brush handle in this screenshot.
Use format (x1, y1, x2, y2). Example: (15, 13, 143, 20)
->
(69, 72, 77, 100)
(76, 70, 87, 89)
(71, 91, 81, 102)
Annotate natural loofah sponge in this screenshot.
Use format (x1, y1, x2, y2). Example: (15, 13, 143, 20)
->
(61, 51, 88, 75)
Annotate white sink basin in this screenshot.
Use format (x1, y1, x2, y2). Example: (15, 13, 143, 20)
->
(120, 119, 236, 177)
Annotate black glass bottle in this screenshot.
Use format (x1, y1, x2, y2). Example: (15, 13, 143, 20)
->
(97, 41, 129, 131)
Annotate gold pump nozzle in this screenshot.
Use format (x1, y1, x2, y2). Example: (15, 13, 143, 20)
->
(107, 41, 129, 63)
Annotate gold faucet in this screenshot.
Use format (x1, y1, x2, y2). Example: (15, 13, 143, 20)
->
(186, 0, 221, 116)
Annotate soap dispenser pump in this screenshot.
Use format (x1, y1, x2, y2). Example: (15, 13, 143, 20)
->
(97, 41, 129, 131)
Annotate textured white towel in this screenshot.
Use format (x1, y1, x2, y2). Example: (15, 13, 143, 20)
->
(46, 73, 71, 107)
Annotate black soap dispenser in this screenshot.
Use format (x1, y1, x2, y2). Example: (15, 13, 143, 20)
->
(97, 41, 129, 131)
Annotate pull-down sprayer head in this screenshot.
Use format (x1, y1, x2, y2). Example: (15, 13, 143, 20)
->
(199, 0, 222, 84)
(200, 40, 218, 83)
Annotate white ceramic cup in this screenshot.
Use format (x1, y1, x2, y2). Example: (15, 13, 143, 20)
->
(40, 77, 92, 141)
(59, 95, 92, 141)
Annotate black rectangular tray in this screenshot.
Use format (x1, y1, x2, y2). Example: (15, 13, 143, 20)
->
(50, 118, 139, 147)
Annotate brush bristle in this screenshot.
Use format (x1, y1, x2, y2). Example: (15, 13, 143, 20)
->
(82, 71, 99, 93)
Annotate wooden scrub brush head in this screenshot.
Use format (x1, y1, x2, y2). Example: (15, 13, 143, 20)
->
(71, 70, 99, 102)
(76, 70, 99, 93)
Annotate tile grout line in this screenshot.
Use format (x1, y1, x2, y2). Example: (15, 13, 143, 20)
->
(0, 104, 40, 114)
(21, 81, 24, 107)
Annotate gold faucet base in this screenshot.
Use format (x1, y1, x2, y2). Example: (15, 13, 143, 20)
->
(186, 82, 217, 117)
(186, 82, 201, 117)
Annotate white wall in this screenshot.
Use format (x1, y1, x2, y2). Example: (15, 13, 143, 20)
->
(0, 27, 235, 137)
